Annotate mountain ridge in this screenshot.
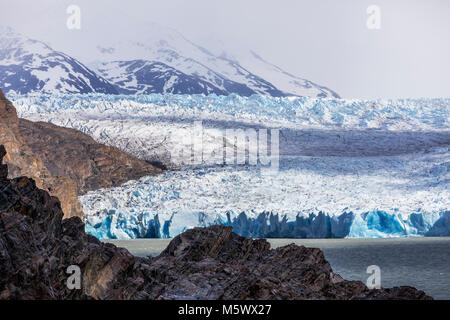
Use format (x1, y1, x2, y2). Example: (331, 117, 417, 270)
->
(0, 25, 339, 98)
(0, 26, 118, 95)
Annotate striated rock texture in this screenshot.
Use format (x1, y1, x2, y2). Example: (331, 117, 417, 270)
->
(0, 88, 82, 218)
(0, 88, 45, 185)
(19, 119, 162, 194)
(0, 148, 432, 300)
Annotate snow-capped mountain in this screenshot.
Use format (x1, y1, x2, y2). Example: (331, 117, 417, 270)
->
(227, 49, 340, 98)
(0, 26, 118, 95)
(0, 24, 339, 97)
(91, 23, 340, 98)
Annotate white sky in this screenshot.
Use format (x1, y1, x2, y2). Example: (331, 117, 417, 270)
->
(1, 0, 449, 99)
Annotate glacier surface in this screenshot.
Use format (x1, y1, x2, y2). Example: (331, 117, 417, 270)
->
(10, 93, 450, 239)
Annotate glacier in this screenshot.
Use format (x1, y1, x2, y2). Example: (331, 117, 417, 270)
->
(79, 161, 449, 239)
(9, 93, 450, 239)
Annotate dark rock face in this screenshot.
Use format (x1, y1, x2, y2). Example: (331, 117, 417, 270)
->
(151, 227, 431, 300)
(0, 88, 83, 219)
(19, 119, 163, 194)
(0, 148, 432, 300)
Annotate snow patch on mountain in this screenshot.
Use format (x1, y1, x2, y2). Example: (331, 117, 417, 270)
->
(95, 59, 259, 95)
(0, 26, 118, 95)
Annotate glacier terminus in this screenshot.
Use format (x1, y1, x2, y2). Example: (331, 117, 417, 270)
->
(10, 93, 450, 239)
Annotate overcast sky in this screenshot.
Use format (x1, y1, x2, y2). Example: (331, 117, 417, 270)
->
(1, 0, 449, 99)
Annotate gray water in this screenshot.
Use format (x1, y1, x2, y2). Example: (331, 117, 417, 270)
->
(104, 237, 450, 300)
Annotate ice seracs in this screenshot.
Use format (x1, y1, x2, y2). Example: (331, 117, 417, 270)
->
(78, 151, 449, 239)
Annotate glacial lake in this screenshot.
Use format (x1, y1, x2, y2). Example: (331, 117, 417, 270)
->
(104, 237, 450, 300)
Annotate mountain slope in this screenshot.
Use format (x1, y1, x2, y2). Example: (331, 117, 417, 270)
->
(95, 59, 262, 95)
(92, 23, 339, 97)
(234, 50, 340, 98)
(19, 118, 163, 194)
(1, 87, 163, 218)
(0, 26, 118, 95)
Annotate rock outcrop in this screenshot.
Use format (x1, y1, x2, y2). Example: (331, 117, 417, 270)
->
(0, 89, 44, 185)
(19, 119, 162, 194)
(0, 88, 162, 218)
(0, 88, 82, 218)
(0, 147, 432, 300)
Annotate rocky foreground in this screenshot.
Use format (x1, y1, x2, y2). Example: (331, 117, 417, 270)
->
(0, 146, 432, 300)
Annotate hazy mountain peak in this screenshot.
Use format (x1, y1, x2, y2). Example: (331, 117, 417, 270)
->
(91, 23, 339, 98)
(0, 24, 338, 98)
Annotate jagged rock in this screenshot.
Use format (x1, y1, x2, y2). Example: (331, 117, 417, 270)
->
(352, 286, 432, 300)
(19, 119, 162, 194)
(0, 88, 82, 218)
(0, 147, 433, 300)
(150, 227, 432, 300)
(0, 88, 46, 186)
